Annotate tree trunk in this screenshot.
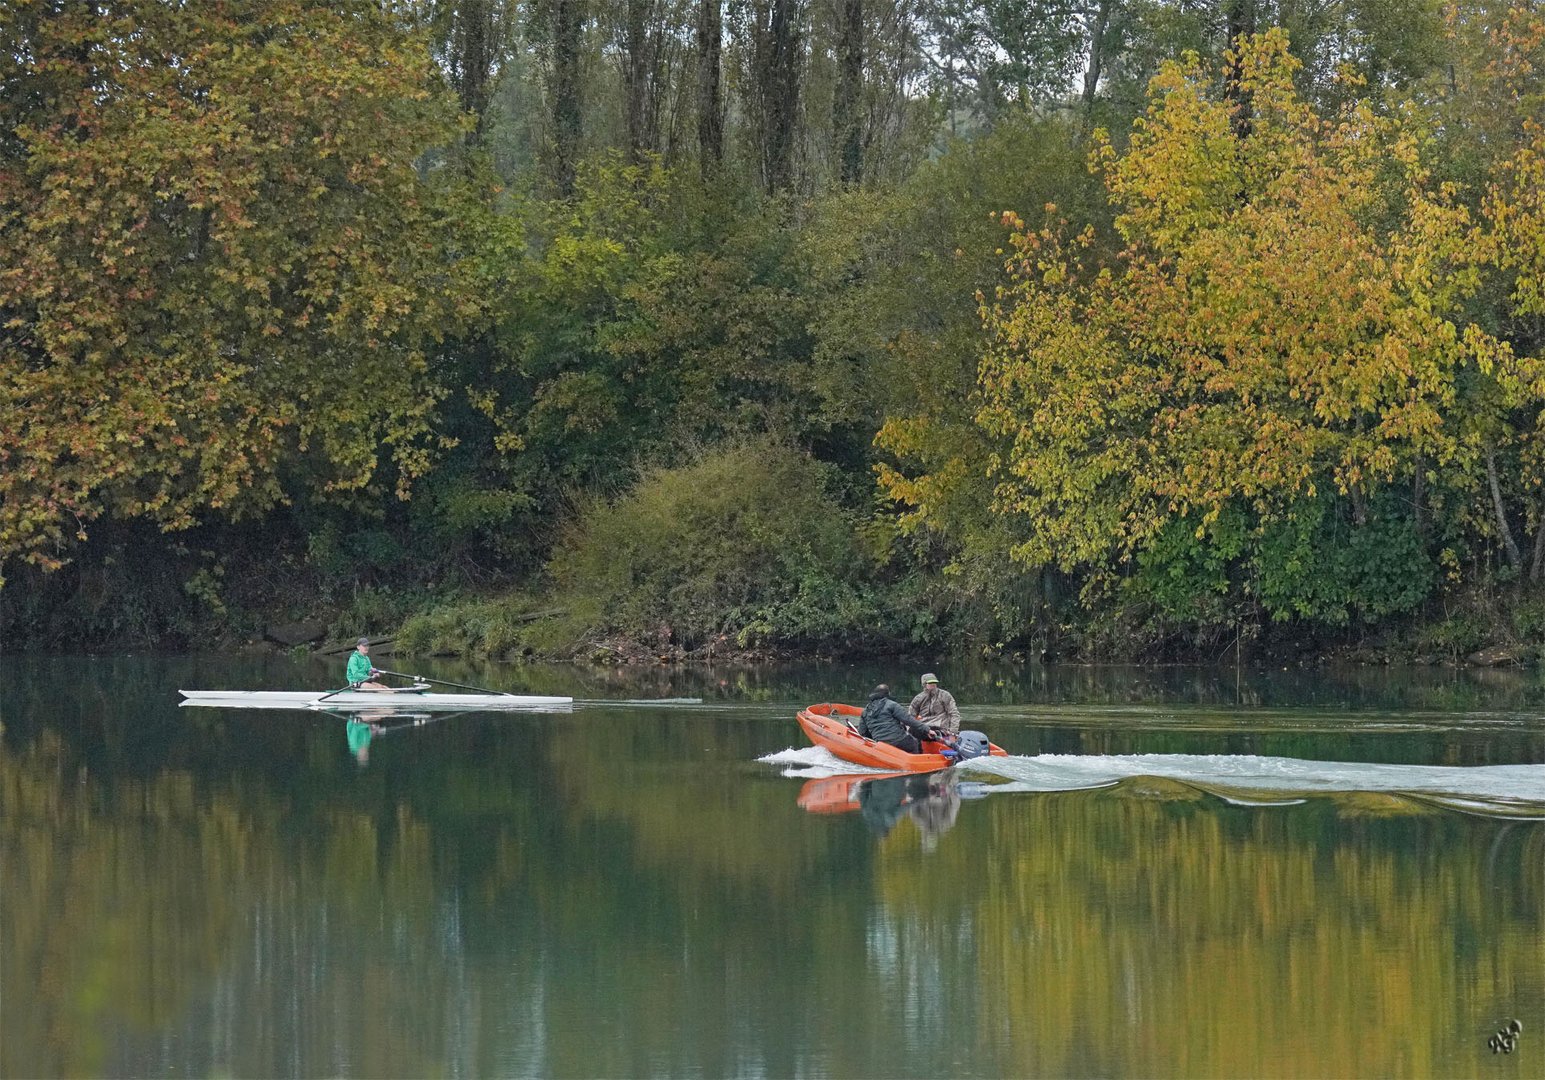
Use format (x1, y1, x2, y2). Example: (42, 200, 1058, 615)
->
(944, 18, 956, 138)
(433, 0, 514, 147)
(460, 0, 493, 140)
(1081, 0, 1113, 123)
(1223, 0, 1256, 139)
(753, 0, 803, 194)
(619, 0, 660, 162)
(1531, 499, 1545, 582)
(621, 1, 647, 160)
(1486, 446, 1523, 572)
(1348, 482, 1367, 527)
(550, 0, 584, 196)
(695, 0, 723, 175)
(832, 0, 863, 185)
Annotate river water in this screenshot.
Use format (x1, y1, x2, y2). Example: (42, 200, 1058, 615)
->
(3, 655, 1542, 1077)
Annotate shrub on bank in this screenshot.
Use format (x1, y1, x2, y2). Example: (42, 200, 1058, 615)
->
(539, 441, 892, 655)
(396, 595, 550, 659)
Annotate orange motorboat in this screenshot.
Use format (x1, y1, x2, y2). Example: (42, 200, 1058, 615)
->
(795, 702, 1008, 772)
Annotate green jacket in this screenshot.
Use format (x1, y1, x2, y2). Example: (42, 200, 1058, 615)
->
(346, 651, 374, 686)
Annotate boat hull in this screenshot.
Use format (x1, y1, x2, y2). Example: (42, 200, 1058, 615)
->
(796, 703, 1007, 771)
(180, 690, 573, 711)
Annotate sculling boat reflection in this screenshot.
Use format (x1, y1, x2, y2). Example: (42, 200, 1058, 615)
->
(325, 708, 442, 767)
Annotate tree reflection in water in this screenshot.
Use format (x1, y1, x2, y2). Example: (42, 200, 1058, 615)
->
(3, 656, 1543, 1077)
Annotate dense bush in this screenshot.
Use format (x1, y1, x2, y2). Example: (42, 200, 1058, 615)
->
(544, 441, 895, 653)
(1130, 496, 1432, 633)
(396, 595, 547, 659)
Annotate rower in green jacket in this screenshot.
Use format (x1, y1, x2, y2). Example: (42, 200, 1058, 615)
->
(346, 638, 389, 690)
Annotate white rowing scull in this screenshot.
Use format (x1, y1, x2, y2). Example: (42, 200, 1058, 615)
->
(179, 689, 573, 711)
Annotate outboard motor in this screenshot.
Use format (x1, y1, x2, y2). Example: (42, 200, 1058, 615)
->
(953, 730, 992, 761)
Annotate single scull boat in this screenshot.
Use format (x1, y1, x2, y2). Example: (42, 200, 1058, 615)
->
(180, 689, 573, 711)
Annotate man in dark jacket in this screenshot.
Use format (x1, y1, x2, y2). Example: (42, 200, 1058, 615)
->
(857, 684, 938, 753)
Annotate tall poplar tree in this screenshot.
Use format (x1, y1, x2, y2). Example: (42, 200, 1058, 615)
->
(833, 0, 865, 184)
(696, 0, 725, 172)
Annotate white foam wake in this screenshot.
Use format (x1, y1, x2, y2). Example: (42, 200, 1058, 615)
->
(960, 752, 1545, 809)
(758, 745, 885, 777)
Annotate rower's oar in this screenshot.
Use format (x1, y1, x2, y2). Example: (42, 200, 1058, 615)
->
(372, 669, 512, 696)
(317, 667, 413, 703)
(316, 683, 356, 704)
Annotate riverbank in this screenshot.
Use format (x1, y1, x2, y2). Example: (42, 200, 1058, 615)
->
(7, 529, 1545, 671)
(156, 585, 1545, 676)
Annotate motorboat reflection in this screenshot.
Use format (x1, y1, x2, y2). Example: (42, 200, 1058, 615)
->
(798, 769, 988, 849)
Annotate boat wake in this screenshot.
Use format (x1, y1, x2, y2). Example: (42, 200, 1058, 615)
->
(762, 747, 1545, 817)
(760, 745, 883, 776)
(967, 753, 1545, 817)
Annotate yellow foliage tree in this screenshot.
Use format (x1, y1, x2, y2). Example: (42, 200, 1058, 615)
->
(969, 31, 1509, 580)
(0, 1, 479, 579)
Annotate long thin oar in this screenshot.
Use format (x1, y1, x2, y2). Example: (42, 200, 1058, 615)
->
(317, 665, 418, 703)
(571, 697, 705, 706)
(373, 668, 512, 696)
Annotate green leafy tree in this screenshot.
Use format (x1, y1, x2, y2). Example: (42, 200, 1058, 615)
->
(466, 159, 820, 522)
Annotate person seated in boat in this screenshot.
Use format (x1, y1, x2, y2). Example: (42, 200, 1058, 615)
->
(857, 684, 940, 754)
(910, 672, 961, 739)
(346, 638, 389, 690)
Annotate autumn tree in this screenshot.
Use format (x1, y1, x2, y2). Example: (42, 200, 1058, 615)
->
(1434, 1, 1545, 578)
(0, 0, 477, 578)
(899, 33, 1491, 624)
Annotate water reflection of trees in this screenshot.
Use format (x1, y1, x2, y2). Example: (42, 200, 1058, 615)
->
(3, 664, 1542, 1076)
(965, 786, 1544, 1076)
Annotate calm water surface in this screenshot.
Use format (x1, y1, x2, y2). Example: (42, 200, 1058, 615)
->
(3, 656, 1543, 1077)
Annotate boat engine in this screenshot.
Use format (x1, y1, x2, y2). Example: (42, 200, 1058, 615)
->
(953, 730, 992, 760)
